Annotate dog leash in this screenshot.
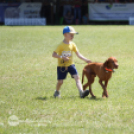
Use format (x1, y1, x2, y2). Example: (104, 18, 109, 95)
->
(74, 61, 86, 64)
(59, 60, 87, 73)
(60, 62, 84, 73)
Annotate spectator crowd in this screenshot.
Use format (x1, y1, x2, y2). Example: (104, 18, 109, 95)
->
(1, 0, 134, 25)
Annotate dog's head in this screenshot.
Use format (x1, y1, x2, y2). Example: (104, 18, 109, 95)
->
(104, 57, 119, 70)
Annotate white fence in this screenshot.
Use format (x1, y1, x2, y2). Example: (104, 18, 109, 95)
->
(5, 18, 46, 26)
(129, 17, 134, 25)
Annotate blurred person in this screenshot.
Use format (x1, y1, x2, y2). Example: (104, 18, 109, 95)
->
(64, 11, 74, 24)
(82, 13, 88, 24)
(62, 0, 73, 18)
(74, 0, 82, 24)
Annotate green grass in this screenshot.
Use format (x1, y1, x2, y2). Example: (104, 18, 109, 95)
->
(0, 25, 134, 134)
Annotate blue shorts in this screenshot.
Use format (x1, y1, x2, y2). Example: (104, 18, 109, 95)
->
(57, 64, 78, 80)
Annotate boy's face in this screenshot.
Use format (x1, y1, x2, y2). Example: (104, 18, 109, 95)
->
(64, 33, 74, 41)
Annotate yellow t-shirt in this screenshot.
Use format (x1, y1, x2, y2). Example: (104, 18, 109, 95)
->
(54, 41, 78, 67)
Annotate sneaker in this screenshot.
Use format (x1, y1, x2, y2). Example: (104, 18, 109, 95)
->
(54, 90, 61, 98)
(81, 90, 89, 98)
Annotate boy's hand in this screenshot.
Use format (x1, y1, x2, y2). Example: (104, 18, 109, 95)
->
(63, 57, 69, 61)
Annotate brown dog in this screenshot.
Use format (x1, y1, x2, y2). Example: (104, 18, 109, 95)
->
(82, 57, 118, 98)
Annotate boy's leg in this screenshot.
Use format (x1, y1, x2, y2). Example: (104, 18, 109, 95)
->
(56, 80, 63, 91)
(68, 65, 89, 98)
(72, 74, 83, 96)
(73, 74, 89, 98)
(54, 80, 63, 98)
(54, 66, 68, 98)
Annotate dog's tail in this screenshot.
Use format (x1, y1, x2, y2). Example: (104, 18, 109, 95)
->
(82, 70, 85, 84)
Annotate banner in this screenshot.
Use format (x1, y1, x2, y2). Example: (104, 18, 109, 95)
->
(0, 3, 42, 23)
(4, 2, 47, 25)
(0, 3, 20, 23)
(5, 3, 42, 19)
(18, 2, 42, 18)
(88, 3, 134, 21)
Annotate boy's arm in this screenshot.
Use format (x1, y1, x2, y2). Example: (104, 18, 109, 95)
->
(75, 51, 91, 63)
(52, 51, 61, 59)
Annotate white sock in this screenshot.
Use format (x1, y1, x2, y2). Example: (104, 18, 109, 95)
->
(79, 89, 83, 96)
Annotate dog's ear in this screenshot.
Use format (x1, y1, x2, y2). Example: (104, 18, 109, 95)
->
(104, 60, 108, 67)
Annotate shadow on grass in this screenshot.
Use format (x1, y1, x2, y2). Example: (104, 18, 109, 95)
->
(49, 96, 79, 99)
(88, 97, 105, 101)
(49, 95, 81, 100)
(51, 96, 105, 101)
(36, 96, 47, 101)
(35, 96, 105, 101)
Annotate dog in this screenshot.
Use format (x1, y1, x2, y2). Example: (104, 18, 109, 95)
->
(82, 57, 118, 98)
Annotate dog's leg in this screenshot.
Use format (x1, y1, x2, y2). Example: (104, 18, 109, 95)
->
(83, 82, 96, 98)
(104, 81, 108, 97)
(88, 75, 96, 98)
(99, 80, 106, 97)
(83, 83, 89, 90)
(89, 85, 96, 98)
(82, 69, 96, 98)
(82, 70, 90, 90)
(99, 80, 108, 98)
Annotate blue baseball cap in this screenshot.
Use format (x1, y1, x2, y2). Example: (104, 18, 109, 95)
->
(63, 26, 78, 34)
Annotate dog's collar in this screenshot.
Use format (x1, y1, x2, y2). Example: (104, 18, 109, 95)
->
(105, 67, 114, 72)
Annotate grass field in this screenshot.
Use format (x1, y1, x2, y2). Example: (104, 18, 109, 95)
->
(0, 25, 134, 134)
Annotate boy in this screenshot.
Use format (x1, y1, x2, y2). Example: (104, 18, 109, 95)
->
(52, 26, 91, 98)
